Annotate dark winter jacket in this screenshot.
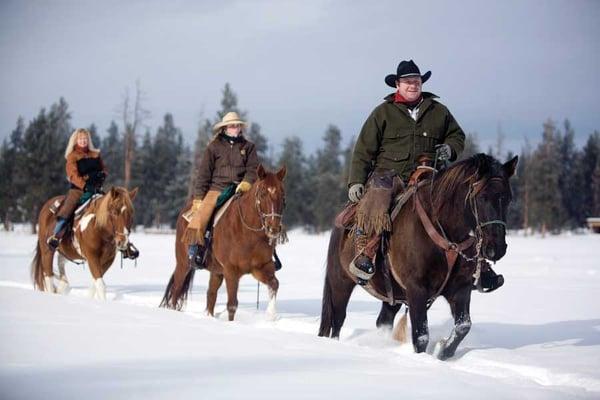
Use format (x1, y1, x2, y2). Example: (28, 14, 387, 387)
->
(194, 134, 259, 199)
(349, 92, 465, 185)
(66, 148, 106, 190)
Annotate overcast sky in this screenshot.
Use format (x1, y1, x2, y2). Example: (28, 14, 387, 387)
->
(1, 0, 598, 156)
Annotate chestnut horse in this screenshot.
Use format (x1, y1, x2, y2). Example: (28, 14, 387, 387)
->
(319, 154, 518, 360)
(32, 186, 138, 299)
(160, 165, 286, 321)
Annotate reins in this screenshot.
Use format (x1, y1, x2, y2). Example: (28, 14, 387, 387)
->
(236, 186, 287, 246)
(411, 167, 507, 305)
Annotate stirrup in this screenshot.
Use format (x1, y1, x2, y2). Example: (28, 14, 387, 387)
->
(188, 244, 206, 270)
(473, 269, 504, 293)
(47, 235, 60, 250)
(349, 254, 375, 281)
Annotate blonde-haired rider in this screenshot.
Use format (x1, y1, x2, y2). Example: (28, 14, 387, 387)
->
(47, 128, 107, 249)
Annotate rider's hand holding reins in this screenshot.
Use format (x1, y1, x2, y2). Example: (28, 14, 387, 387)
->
(236, 181, 252, 194)
(191, 199, 202, 212)
(348, 183, 365, 203)
(435, 144, 452, 161)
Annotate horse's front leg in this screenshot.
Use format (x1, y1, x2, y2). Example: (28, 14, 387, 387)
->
(206, 272, 224, 316)
(252, 262, 279, 320)
(86, 254, 107, 301)
(224, 273, 240, 321)
(435, 286, 472, 360)
(406, 286, 429, 353)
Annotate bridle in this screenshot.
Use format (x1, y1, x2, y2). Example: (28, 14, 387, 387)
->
(412, 169, 509, 302)
(237, 184, 286, 245)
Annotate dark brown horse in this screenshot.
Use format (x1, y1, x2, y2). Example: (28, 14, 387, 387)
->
(32, 187, 138, 299)
(319, 154, 518, 360)
(160, 165, 286, 321)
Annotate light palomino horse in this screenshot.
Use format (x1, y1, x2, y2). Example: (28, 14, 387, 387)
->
(32, 187, 138, 299)
(161, 165, 286, 321)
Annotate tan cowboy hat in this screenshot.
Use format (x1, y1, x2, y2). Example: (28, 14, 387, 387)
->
(212, 112, 248, 133)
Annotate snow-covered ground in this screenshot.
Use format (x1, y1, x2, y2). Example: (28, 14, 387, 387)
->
(1, 229, 599, 399)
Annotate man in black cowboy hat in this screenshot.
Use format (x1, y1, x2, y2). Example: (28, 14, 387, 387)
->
(347, 59, 504, 293)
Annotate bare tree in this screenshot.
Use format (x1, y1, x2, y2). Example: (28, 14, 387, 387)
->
(118, 80, 150, 188)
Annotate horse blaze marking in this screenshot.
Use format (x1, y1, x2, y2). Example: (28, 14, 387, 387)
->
(121, 206, 126, 213)
(79, 214, 95, 232)
(268, 187, 275, 195)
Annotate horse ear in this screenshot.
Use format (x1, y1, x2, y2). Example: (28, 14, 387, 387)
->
(276, 165, 287, 181)
(110, 187, 117, 197)
(129, 187, 139, 200)
(503, 156, 518, 178)
(257, 164, 266, 180)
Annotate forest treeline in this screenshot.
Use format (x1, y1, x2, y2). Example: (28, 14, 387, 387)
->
(1, 84, 599, 234)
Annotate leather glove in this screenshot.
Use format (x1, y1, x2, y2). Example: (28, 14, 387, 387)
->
(348, 183, 365, 203)
(191, 199, 202, 212)
(435, 144, 452, 161)
(236, 181, 252, 193)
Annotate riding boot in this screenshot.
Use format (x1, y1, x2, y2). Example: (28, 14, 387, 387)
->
(473, 261, 504, 293)
(349, 228, 375, 285)
(47, 217, 68, 250)
(188, 244, 206, 270)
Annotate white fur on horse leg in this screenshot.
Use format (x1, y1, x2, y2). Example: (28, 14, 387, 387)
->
(94, 278, 106, 300)
(266, 288, 277, 320)
(433, 338, 448, 359)
(88, 283, 97, 299)
(43, 276, 56, 293)
(57, 253, 66, 276)
(56, 276, 70, 295)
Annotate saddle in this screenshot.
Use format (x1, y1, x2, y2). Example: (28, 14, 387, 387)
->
(49, 193, 103, 219)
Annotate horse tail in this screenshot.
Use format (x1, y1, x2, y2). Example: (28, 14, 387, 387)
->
(318, 227, 344, 337)
(31, 240, 45, 291)
(160, 268, 196, 311)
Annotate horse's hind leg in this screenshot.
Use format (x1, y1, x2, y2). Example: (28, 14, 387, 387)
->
(224, 273, 240, 321)
(434, 288, 472, 360)
(206, 272, 224, 316)
(40, 245, 56, 293)
(376, 302, 402, 329)
(55, 253, 70, 294)
(252, 263, 279, 320)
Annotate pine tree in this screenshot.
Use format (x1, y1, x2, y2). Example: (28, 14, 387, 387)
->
(134, 130, 155, 227)
(247, 122, 271, 168)
(528, 120, 564, 233)
(277, 136, 309, 228)
(592, 158, 600, 217)
(87, 123, 101, 149)
(18, 100, 72, 233)
(152, 113, 185, 226)
(557, 119, 579, 228)
(0, 117, 25, 229)
(313, 125, 344, 231)
(579, 131, 600, 221)
(164, 145, 192, 227)
(101, 121, 124, 187)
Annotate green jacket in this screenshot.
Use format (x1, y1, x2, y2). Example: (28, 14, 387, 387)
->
(349, 92, 465, 185)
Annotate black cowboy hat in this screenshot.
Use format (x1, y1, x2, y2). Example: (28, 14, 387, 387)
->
(385, 60, 431, 88)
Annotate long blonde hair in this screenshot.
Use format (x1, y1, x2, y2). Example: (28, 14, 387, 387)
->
(64, 128, 99, 159)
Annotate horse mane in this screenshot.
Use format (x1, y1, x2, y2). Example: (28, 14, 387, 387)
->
(431, 153, 503, 217)
(95, 187, 134, 228)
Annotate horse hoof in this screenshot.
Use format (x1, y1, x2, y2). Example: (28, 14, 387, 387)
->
(433, 340, 453, 360)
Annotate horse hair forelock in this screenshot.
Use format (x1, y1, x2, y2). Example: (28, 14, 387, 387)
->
(95, 188, 133, 228)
